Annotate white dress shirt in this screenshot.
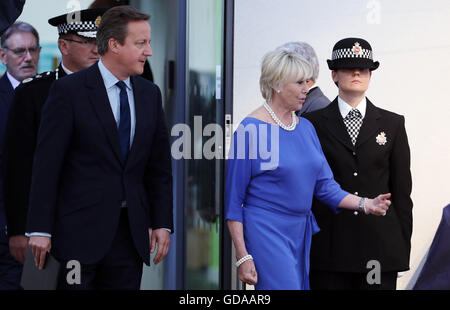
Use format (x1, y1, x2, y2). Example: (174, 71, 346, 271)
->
(6, 71, 20, 89)
(337, 96, 367, 119)
(60, 62, 73, 75)
(97, 58, 136, 146)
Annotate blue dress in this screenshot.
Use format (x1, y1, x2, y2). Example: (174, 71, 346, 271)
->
(225, 117, 348, 290)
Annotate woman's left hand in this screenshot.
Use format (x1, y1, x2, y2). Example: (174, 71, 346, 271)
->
(366, 193, 391, 216)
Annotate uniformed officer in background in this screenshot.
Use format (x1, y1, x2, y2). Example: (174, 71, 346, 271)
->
(0, 19, 40, 291)
(304, 37, 413, 290)
(3, 7, 109, 267)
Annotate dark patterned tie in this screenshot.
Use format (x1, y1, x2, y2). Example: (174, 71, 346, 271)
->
(116, 81, 131, 161)
(343, 108, 363, 145)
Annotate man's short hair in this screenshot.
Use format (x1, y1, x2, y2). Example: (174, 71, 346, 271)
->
(276, 42, 319, 82)
(259, 49, 313, 103)
(97, 5, 150, 55)
(1, 21, 40, 48)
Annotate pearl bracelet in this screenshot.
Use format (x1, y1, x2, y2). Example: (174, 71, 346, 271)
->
(358, 197, 368, 214)
(236, 254, 253, 267)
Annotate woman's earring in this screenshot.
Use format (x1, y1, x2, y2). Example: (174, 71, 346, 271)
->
(276, 89, 281, 93)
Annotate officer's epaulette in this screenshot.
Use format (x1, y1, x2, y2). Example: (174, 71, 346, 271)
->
(21, 70, 56, 84)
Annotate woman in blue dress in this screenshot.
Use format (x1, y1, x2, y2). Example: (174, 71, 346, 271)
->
(225, 49, 391, 290)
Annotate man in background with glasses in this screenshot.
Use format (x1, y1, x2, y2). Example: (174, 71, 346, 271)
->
(0, 21, 40, 84)
(2, 9, 107, 289)
(0, 21, 40, 290)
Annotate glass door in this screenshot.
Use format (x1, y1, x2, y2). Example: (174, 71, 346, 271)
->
(131, 0, 181, 289)
(184, 0, 225, 289)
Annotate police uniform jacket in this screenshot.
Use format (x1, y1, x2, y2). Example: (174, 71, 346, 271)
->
(3, 64, 67, 236)
(304, 98, 413, 273)
(0, 73, 14, 243)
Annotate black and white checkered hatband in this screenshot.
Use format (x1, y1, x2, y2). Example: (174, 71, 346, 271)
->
(327, 37, 379, 71)
(57, 21, 98, 38)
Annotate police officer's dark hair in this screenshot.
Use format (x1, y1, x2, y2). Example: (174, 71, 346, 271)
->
(97, 5, 150, 55)
(1, 21, 40, 48)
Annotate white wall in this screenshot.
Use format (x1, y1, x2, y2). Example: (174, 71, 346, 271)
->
(234, 0, 450, 290)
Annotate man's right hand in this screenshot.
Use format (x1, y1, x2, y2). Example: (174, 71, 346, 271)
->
(9, 235, 28, 264)
(28, 236, 51, 270)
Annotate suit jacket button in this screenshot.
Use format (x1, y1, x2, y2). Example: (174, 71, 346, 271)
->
(353, 211, 358, 216)
(353, 172, 358, 176)
(352, 152, 356, 156)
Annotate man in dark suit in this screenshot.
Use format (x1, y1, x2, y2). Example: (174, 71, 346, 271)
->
(0, 21, 40, 290)
(304, 38, 413, 290)
(27, 6, 173, 290)
(3, 7, 108, 268)
(276, 41, 330, 115)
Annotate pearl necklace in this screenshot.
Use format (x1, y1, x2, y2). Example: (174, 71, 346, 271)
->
(263, 102, 297, 131)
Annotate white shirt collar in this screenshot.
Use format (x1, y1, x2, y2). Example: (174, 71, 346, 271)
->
(61, 62, 74, 75)
(6, 71, 20, 89)
(338, 96, 367, 119)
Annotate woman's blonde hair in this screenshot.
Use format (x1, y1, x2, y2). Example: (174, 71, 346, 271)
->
(259, 49, 313, 102)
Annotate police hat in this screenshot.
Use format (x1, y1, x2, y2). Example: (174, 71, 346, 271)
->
(48, 8, 108, 38)
(327, 38, 379, 71)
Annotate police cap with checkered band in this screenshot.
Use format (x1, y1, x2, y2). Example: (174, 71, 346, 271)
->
(48, 8, 109, 38)
(327, 38, 379, 71)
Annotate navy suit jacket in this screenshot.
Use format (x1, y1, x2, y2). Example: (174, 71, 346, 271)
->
(26, 63, 173, 265)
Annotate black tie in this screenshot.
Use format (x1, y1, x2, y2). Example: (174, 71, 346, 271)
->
(343, 108, 363, 145)
(116, 81, 131, 161)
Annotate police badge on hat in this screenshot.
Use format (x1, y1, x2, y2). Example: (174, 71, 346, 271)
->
(95, 16, 102, 27)
(352, 42, 362, 55)
(48, 8, 108, 38)
(327, 37, 380, 71)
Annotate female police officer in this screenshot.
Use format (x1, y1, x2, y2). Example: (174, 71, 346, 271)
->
(304, 38, 413, 290)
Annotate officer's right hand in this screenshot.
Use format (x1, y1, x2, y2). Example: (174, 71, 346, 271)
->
(9, 235, 28, 264)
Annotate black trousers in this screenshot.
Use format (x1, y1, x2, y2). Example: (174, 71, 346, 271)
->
(310, 270, 398, 290)
(0, 240, 23, 290)
(57, 209, 143, 290)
